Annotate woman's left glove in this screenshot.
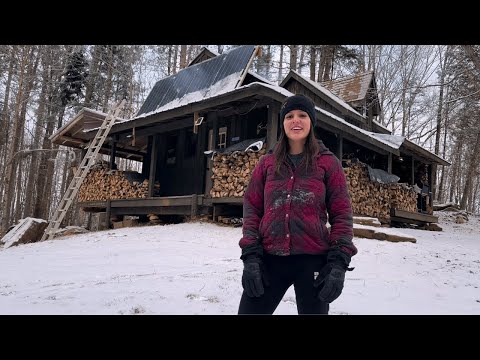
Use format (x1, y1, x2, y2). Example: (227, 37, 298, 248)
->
(314, 249, 353, 303)
(313, 263, 347, 303)
(242, 256, 269, 298)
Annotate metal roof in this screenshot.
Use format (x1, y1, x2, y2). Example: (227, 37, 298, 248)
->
(135, 45, 257, 118)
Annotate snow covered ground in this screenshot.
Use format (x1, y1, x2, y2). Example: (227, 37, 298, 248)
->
(0, 211, 479, 315)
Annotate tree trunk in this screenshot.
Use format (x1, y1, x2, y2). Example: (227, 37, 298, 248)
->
(368, 45, 377, 72)
(449, 140, 462, 203)
(14, 150, 25, 223)
(0, 46, 15, 211)
(359, 45, 366, 72)
(1, 45, 38, 234)
(167, 45, 173, 75)
(460, 130, 480, 210)
(172, 45, 179, 75)
(436, 99, 450, 203)
(102, 46, 114, 113)
(23, 49, 50, 217)
(298, 45, 306, 73)
(84, 45, 101, 109)
(186, 45, 196, 65)
(277, 45, 284, 83)
(33, 47, 66, 221)
(179, 45, 187, 70)
(61, 151, 75, 226)
(289, 45, 298, 71)
(264, 45, 272, 79)
(317, 45, 336, 82)
(310, 46, 316, 81)
(471, 175, 479, 213)
(432, 46, 449, 200)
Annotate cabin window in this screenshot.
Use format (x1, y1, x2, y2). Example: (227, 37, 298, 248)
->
(166, 134, 177, 166)
(218, 126, 227, 149)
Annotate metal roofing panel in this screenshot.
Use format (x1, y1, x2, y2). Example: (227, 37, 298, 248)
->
(136, 45, 256, 117)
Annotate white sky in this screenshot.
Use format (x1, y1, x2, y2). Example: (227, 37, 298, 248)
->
(0, 211, 479, 315)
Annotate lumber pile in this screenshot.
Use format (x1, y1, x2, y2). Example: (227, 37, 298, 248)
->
(210, 146, 266, 198)
(78, 162, 159, 201)
(344, 160, 417, 221)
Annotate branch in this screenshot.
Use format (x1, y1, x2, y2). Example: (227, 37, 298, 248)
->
(446, 89, 480, 104)
(7, 148, 76, 166)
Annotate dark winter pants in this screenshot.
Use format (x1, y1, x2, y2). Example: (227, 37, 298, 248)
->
(238, 253, 330, 315)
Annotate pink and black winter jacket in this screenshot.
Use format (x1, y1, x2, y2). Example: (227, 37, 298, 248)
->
(239, 141, 357, 261)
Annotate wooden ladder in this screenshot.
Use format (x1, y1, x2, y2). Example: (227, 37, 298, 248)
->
(41, 99, 126, 241)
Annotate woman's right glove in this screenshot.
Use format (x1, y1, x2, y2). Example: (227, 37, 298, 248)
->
(241, 256, 269, 298)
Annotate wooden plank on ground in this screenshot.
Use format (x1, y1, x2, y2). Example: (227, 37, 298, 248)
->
(391, 208, 438, 223)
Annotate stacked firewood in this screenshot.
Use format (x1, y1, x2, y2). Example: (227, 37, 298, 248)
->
(210, 146, 267, 198)
(343, 160, 417, 221)
(78, 162, 156, 201)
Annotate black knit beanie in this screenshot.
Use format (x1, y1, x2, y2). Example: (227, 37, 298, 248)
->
(280, 94, 316, 126)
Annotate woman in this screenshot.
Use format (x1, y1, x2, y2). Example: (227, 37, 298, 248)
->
(238, 94, 357, 315)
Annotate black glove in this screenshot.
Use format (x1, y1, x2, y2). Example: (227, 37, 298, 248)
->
(241, 256, 269, 298)
(314, 263, 347, 303)
(314, 249, 353, 303)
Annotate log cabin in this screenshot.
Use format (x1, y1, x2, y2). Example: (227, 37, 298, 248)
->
(50, 45, 449, 228)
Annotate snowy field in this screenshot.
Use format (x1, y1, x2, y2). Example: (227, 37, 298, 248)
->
(0, 211, 479, 315)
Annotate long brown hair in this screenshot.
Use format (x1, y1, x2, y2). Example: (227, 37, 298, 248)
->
(273, 124, 320, 175)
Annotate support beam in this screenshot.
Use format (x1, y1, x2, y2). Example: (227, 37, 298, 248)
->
(105, 200, 112, 229)
(411, 157, 415, 185)
(267, 102, 280, 150)
(388, 152, 392, 174)
(191, 194, 198, 217)
(430, 163, 437, 199)
(194, 117, 207, 194)
(205, 113, 218, 197)
(148, 135, 159, 197)
(109, 135, 117, 169)
(337, 134, 343, 161)
(212, 113, 219, 149)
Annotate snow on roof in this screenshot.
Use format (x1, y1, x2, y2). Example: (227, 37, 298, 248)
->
(128, 71, 243, 122)
(316, 107, 398, 151)
(373, 119, 390, 132)
(255, 81, 294, 97)
(134, 45, 256, 120)
(259, 82, 403, 152)
(246, 71, 276, 85)
(368, 133, 405, 149)
(114, 79, 401, 154)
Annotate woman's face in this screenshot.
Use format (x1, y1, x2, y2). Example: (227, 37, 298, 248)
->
(283, 109, 311, 142)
